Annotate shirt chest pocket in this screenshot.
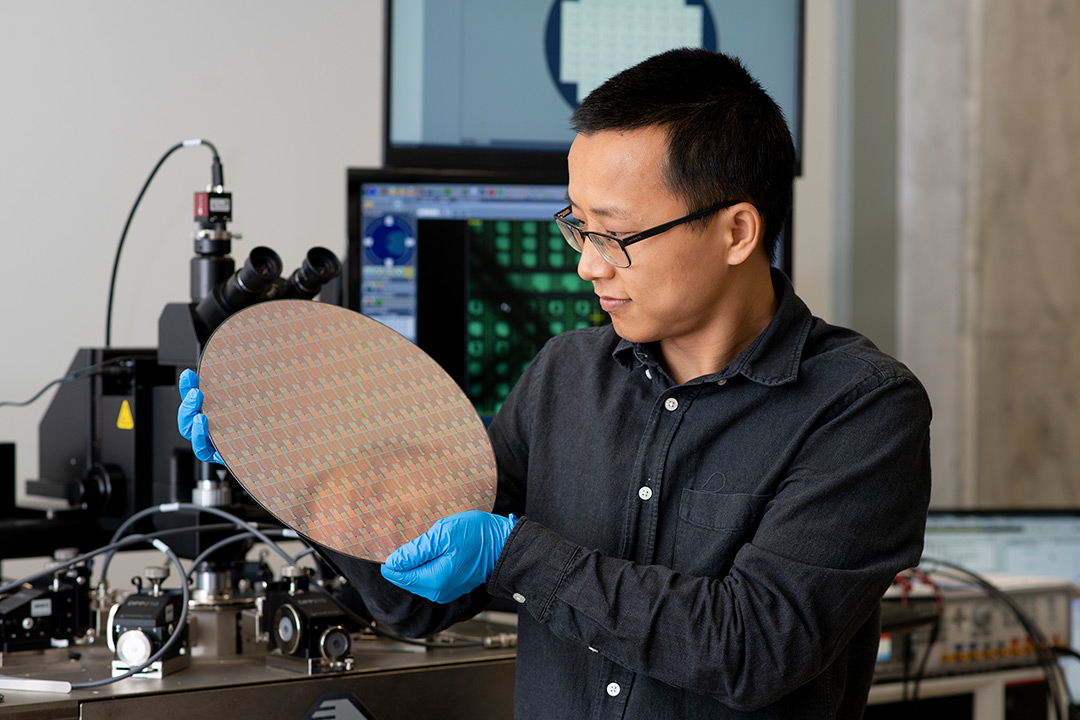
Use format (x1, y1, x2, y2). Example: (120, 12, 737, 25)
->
(673, 489, 773, 577)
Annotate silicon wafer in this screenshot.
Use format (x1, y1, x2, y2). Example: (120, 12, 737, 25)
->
(198, 299, 497, 561)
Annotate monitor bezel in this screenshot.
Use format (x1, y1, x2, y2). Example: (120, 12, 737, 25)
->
(381, 0, 806, 176)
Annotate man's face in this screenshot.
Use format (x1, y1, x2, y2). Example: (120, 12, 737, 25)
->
(567, 126, 736, 347)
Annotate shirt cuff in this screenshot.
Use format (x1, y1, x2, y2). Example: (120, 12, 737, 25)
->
(487, 517, 580, 620)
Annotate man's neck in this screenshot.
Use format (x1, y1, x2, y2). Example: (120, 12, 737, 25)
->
(659, 273, 779, 385)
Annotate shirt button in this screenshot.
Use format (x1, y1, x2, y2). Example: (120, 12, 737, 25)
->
(606, 682, 621, 697)
(717, 378, 727, 386)
(664, 397, 678, 411)
(638, 486, 653, 501)
(512, 593, 526, 604)
(644, 368, 653, 380)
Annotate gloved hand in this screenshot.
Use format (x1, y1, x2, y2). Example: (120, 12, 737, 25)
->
(177, 368, 224, 465)
(380, 511, 518, 604)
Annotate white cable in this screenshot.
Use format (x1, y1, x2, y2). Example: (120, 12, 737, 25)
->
(0, 677, 73, 693)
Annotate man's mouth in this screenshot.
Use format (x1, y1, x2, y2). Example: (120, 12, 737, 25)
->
(598, 296, 630, 312)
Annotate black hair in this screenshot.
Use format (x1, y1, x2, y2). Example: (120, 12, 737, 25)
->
(570, 48, 796, 262)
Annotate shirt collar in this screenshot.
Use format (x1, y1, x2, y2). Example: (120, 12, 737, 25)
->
(612, 267, 812, 387)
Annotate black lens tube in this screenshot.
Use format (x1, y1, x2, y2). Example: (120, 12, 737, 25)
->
(281, 247, 342, 300)
(194, 246, 282, 333)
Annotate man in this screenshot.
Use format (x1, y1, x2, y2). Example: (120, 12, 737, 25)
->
(181, 49, 931, 718)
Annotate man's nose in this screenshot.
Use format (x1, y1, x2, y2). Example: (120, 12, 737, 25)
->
(577, 238, 615, 282)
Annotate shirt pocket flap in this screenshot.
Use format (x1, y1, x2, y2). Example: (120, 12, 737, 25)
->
(679, 489, 773, 531)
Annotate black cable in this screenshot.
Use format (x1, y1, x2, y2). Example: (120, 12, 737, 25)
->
(303, 572, 485, 649)
(175, 531, 473, 649)
(909, 618, 940, 702)
(900, 627, 912, 702)
(1054, 646, 1080, 663)
(927, 562, 1066, 710)
(177, 530, 481, 649)
(897, 609, 940, 703)
(70, 540, 189, 689)
(0, 534, 190, 689)
(0, 522, 240, 692)
(98, 502, 296, 584)
(908, 569, 945, 703)
(184, 527, 291, 581)
(920, 557, 1069, 720)
(0, 522, 235, 595)
(0, 519, 484, 692)
(181, 531, 477, 650)
(1, 539, 187, 694)
(104, 139, 221, 347)
(0, 356, 137, 408)
(931, 564, 1067, 714)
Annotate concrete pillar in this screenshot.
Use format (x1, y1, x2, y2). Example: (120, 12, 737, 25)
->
(899, 0, 1080, 506)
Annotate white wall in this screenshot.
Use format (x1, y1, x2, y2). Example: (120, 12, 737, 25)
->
(0, 1, 385, 493)
(0, 1, 839, 500)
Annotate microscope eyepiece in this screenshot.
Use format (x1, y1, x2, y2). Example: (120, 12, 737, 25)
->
(280, 247, 342, 300)
(235, 246, 283, 295)
(194, 246, 283, 333)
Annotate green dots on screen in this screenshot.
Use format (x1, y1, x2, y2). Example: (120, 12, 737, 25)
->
(531, 275, 552, 292)
(561, 275, 586, 292)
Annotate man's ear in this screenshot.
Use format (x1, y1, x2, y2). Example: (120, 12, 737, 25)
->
(724, 202, 763, 266)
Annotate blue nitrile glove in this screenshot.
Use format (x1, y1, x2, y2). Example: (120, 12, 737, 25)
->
(177, 368, 224, 465)
(380, 511, 518, 604)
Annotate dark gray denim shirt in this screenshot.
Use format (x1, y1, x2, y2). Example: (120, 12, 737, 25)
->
(326, 269, 932, 719)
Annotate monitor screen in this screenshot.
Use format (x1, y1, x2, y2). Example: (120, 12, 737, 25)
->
(345, 167, 608, 419)
(384, 0, 804, 172)
(923, 510, 1080, 689)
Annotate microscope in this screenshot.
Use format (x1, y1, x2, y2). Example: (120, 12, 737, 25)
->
(1, 145, 343, 662)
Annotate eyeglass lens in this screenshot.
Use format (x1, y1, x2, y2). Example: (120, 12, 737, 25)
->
(556, 215, 630, 267)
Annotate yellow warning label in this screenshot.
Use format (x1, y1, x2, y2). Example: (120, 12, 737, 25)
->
(117, 400, 134, 430)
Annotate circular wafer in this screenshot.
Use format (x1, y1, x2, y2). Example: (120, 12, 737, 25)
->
(198, 299, 496, 561)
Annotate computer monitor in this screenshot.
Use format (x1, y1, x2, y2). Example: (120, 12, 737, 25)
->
(923, 510, 1080, 689)
(384, 0, 805, 173)
(345, 167, 607, 419)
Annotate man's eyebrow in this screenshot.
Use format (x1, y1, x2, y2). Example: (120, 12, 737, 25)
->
(565, 193, 632, 220)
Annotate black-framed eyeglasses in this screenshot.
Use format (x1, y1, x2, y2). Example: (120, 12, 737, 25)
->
(553, 199, 741, 268)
